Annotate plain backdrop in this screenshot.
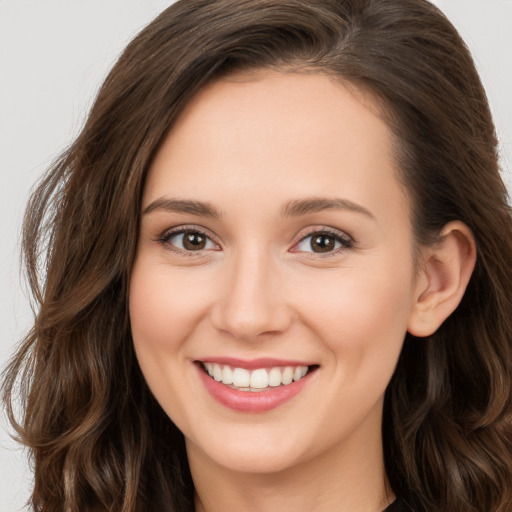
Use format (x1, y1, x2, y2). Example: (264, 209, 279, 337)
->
(1, 1, 511, 510)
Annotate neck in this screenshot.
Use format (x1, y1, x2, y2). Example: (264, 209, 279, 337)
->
(188, 411, 394, 512)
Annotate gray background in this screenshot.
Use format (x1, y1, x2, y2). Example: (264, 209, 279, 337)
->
(1, 1, 511, 510)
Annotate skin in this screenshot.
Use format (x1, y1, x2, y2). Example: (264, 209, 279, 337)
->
(129, 71, 475, 511)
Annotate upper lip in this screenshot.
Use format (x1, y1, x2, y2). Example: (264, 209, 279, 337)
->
(195, 357, 316, 370)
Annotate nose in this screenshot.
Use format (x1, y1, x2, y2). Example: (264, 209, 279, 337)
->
(210, 247, 293, 341)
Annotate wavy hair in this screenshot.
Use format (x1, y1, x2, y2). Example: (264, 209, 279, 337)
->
(3, 0, 512, 510)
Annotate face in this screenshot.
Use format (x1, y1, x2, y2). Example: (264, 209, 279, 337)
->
(129, 71, 423, 476)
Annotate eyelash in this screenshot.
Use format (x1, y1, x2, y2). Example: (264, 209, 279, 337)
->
(156, 226, 220, 256)
(156, 226, 353, 257)
(294, 228, 353, 257)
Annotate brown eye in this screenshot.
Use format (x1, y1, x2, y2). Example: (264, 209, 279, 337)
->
(162, 229, 217, 252)
(310, 234, 336, 253)
(294, 230, 353, 254)
(182, 231, 207, 250)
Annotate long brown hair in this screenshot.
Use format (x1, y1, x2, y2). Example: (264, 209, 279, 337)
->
(3, 1, 512, 510)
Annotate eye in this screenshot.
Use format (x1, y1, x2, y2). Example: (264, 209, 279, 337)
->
(293, 229, 352, 254)
(159, 228, 219, 253)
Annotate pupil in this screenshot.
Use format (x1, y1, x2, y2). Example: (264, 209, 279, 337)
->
(183, 232, 206, 250)
(311, 235, 334, 253)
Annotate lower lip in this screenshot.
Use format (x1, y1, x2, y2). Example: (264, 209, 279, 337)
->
(196, 364, 313, 413)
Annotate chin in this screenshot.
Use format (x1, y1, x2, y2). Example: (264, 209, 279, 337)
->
(185, 425, 311, 475)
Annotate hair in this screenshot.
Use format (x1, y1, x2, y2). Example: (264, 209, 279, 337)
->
(3, 0, 512, 510)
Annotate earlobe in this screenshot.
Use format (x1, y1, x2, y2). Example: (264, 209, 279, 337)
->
(407, 221, 476, 337)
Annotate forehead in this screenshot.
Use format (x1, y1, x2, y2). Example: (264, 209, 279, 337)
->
(165, 70, 390, 156)
(144, 70, 409, 224)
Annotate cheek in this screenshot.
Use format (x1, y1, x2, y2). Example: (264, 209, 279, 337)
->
(295, 260, 415, 371)
(129, 259, 209, 353)
(128, 258, 212, 426)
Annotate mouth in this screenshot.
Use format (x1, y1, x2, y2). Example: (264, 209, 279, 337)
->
(196, 360, 319, 392)
(194, 357, 319, 412)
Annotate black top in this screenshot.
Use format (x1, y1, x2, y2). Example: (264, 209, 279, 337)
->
(383, 498, 413, 511)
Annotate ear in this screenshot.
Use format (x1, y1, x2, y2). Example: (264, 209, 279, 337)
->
(407, 221, 476, 337)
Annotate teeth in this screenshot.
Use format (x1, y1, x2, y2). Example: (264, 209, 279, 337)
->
(250, 369, 269, 389)
(232, 368, 250, 388)
(282, 366, 294, 385)
(222, 365, 233, 385)
(268, 367, 282, 387)
(203, 363, 310, 391)
(213, 364, 223, 382)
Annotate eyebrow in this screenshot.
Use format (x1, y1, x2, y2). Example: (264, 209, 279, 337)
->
(143, 197, 222, 218)
(143, 196, 374, 220)
(281, 197, 375, 219)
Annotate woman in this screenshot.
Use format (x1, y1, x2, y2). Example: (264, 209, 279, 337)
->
(3, 0, 512, 510)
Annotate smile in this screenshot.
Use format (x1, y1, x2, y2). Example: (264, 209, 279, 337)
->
(201, 362, 310, 391)
(195, 359, 318, 413)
